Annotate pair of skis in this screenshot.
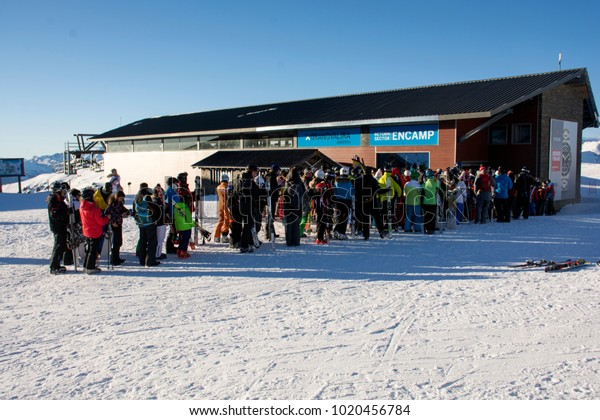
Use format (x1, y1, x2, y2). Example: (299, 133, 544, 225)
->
(510, 259, 598, 272)
(509, 259, 554, 268)
(193, 176, 204, 247)
(106, 225, 113, 270)
(190, 175, 211, 247)
(67, 193, 79, 272)
(386, 175, 393, 238)
(173, 201, 212, 243)
(543, 259, 590, 272)
(265, 179, 276, 247)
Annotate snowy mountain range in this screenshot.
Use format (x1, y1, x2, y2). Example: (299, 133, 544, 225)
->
(26, 153, 64, 176)
(582, 137, 600, 163)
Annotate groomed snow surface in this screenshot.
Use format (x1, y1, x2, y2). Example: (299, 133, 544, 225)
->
(1, 163, 599, 401)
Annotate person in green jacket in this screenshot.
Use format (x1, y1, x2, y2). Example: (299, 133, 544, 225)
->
(173, 196, 193, 259)
(378, 165, 403, 233)
(422, 169, 439, 234)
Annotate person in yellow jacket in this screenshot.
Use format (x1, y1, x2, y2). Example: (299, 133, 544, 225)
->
(422, 169, 440, 234)
(377, 165, 402, 233)
(213, 174, 231, 243)
(92, 182, 113, 254)
(93, 182, 112, 211)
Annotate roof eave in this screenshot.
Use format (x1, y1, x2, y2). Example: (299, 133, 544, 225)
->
(489, 68, 592, 118)
(97, 127, 261, 142)
(256, 115, 441, 132)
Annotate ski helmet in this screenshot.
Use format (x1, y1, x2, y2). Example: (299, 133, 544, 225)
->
(52, 181, 63, 193)
(314, 169, 325, 179)
(246, 164, 259, 172)
(221, 174, 229, 182)
(81, 187, 95, 201)
(339, 166, 350, 177)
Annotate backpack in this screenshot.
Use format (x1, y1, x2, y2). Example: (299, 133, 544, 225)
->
(284, 182, 302, 211)
(134, 199, 153, 227)
(334, 179, 353, 200)
(476, 173, 492, 193)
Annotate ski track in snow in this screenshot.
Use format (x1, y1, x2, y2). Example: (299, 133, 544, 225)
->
(1, 166, 600, 400)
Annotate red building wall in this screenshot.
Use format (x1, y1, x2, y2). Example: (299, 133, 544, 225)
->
(456, 98, 540, 173)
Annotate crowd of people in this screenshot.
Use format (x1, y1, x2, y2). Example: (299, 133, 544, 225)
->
(47, 162, 558, 274)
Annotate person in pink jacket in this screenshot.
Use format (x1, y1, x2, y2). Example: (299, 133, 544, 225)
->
(80, 187, 109, 274)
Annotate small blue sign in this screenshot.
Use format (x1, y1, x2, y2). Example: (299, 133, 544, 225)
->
(298, 127, 361, 148)
(370, 124, 439, 146)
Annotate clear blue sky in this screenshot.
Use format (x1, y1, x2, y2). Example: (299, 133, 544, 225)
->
(1, 0, 599, 158)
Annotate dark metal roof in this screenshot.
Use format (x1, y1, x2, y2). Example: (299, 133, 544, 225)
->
(94, 68, 598, 140)
(191, 149, 338, 170)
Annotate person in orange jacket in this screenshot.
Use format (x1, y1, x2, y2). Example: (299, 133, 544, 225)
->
(213, 174, 231, 243)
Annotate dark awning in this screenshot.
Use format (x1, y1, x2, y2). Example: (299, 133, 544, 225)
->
(191, 149, 339, 171)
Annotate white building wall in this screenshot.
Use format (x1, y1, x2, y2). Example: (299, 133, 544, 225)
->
(103, 150, 216, 194)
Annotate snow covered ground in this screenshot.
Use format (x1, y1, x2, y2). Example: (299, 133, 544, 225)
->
(1, 148, 599, 402)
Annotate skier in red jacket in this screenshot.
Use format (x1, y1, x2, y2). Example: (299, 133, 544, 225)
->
(80, 187, 109, 275)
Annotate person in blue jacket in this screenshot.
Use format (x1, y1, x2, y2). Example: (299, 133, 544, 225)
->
(494, 166, 513, 222)
(332, 167, 355, 239)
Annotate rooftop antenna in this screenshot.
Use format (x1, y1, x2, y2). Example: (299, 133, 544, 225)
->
(558, 52, 562, 70)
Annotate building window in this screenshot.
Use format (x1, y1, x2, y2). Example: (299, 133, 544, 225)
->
(180, 137, 198, 150)
(164, 137, 198, 151)
(133, 139, 163, 152)
(268, 135, 294, 148)
(243, 136, 269, 149)
(376, 152, 430, 170)
(199, 136, 219, 150)
(512, 124, 532, 144)
(218, 138, 242, 149)
(106, 140, 133, 153)
(489, 125, 508, 145)
(242, 134, 294, 148)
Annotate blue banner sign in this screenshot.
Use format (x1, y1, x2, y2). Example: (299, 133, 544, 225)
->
(298, 127, 361, 148)
(370, 124, 439, 146)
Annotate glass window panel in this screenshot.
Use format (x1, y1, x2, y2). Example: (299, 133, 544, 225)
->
(163, 138, 180, 151)
(243, 137, 269, 148)
(218, 139, 241, 149)
(512, 124, 532, 144)
(199, 136, 219, 150)
(133, 139, 162, 152)
(180, 137, 197, 151)
(107, 140, 133, 153)
(376, 152, 430, 170)
(489, 126, 507, 145)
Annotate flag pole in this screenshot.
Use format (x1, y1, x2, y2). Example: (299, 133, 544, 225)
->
(558, 52, 562, 70)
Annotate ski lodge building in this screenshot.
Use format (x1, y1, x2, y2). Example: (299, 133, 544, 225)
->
(93, 68, 598, 203)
